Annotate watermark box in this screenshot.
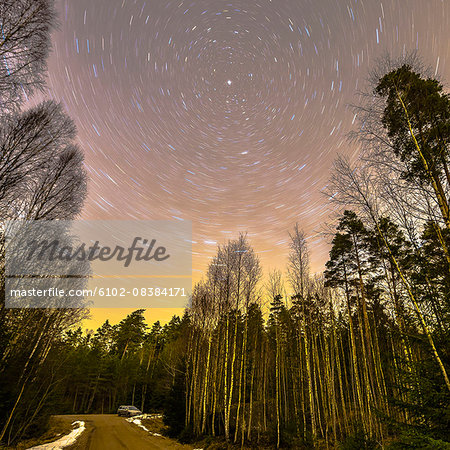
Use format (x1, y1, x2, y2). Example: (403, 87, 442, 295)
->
(4, 220, 192, 308)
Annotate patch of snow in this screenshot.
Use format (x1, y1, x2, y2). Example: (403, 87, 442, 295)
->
(28, 421, 85, 449)
(136, 413, 162, 419)
(126, 415, 164, 438)
(126, 417, 150, 433)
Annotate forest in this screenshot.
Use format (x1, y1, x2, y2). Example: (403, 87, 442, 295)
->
(0, 0, 450, 449)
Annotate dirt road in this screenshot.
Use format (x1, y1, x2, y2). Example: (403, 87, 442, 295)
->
(55, 415, 193, 450)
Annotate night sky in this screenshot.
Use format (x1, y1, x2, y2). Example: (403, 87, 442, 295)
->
(40, 0, 450, 287)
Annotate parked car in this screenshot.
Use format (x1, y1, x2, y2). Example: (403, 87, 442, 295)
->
(117, 405, 142, 417)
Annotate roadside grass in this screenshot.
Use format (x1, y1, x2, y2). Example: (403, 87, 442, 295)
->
(9, 416, 73, 450)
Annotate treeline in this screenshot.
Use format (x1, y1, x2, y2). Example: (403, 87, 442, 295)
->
(59, 312, 189, 416)
(183, 224, 449, 448)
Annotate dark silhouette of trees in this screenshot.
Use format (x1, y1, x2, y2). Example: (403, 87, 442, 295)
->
(0, 101, 87, 219)
(0, 0, 87, 445)
(0, 0, 56, 112)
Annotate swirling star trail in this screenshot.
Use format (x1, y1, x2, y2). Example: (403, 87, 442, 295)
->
(41, 0, 450, 284)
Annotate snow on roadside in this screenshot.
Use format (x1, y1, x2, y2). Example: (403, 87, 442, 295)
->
(28, 421, 85, 449)
(132, 413, 162, 419)
(126, 415, 163, 437)
(125, 415, 204, 449)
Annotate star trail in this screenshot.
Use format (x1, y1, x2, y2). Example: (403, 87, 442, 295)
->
(40, 0, 450, 280)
